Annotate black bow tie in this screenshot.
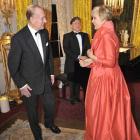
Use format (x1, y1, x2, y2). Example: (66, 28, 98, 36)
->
(35, 30, 41, 35)
(74, 32, 81, 35)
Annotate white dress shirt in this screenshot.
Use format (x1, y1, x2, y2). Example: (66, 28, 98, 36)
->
(28, 24, 44, 63)
(75, 32, 82, 57)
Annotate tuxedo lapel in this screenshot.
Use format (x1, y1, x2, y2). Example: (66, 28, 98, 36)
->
(71, 32, 80, 48)
(25, 26, 44, 64)
(71, 31, 83, 52)
(80, 33, 84, 50)
(40, 31, 47, 65)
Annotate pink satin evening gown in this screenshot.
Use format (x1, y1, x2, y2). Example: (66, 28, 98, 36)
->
(85, 21, 140, 140)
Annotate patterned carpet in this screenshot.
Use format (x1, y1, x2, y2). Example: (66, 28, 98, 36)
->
(0, 119, 84, 140)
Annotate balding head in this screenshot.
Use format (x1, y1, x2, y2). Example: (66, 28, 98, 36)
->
(26, 5, 45, 20)
(26, 5, 46, 30)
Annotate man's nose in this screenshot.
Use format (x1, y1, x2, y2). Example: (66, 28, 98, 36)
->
(44, 19, 47, 23)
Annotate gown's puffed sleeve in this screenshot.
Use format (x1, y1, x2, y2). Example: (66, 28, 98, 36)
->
(90, 32, 118, 68)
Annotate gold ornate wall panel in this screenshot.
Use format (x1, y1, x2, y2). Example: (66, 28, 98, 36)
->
(15, 0, 32, 31)
(73, 0, 92, 40)
(131, 0, 140, 58)
(0, 39, 22, 103)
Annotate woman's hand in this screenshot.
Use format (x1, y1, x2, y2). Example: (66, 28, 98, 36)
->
(79, 56, 88, 60)
(87, 49, 93, 58)
(87, 49, 97, 60)
(79, 58, 93, 67)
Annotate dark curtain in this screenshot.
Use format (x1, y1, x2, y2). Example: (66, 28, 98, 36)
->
(50, 4, 63, 58)
(120, 0, 134, 22)
(120, 0, 134, 36)
(92, 0, 103, 8)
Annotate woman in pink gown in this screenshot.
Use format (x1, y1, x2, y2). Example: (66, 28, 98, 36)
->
(79, 5, 140, 140)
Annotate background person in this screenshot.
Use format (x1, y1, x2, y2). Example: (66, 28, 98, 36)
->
(63, 16, 90, 104)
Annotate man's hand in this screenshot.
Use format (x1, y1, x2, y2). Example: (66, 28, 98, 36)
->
(20, 84, 32, 97)
(50, 75, 55, 85)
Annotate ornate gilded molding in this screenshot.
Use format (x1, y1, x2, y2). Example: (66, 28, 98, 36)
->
(0, 36, 22, 104)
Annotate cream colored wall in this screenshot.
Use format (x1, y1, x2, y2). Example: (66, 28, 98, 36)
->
(0, 62, 6, 94)
(0, 11, 17, 36)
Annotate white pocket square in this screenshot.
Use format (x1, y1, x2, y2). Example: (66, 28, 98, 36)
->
(46, 42, 48, 46)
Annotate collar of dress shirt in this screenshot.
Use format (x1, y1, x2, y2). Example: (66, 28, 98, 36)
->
(28, 24, 39, 36)
(73, 31, 81, 35)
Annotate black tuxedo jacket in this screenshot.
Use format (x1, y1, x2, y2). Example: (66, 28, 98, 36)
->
(8, 26, 54, 95)
(63, 31, 90, 73)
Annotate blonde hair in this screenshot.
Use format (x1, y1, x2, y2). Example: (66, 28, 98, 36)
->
(92, 5, 112, 21)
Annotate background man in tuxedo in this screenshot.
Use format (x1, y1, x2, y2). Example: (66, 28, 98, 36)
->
(8, 5, 60, 140)
(63, 17, 90, 104)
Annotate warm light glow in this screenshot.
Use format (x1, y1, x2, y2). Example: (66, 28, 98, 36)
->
(0, 0, 15, 32)
(0, 0, 15, 10)
(104, 0, 124, 16)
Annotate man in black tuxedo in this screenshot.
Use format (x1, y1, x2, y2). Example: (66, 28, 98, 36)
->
(63, 17, 90, 104)
(8, 5, 60, 140)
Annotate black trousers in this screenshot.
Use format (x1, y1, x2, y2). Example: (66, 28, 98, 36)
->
(69, 81, 80, 99)
(67, 61, 90, 100)
(22, 86, 55, 140)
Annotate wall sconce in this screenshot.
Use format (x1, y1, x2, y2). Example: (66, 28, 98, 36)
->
(104, 0, 124, 16)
